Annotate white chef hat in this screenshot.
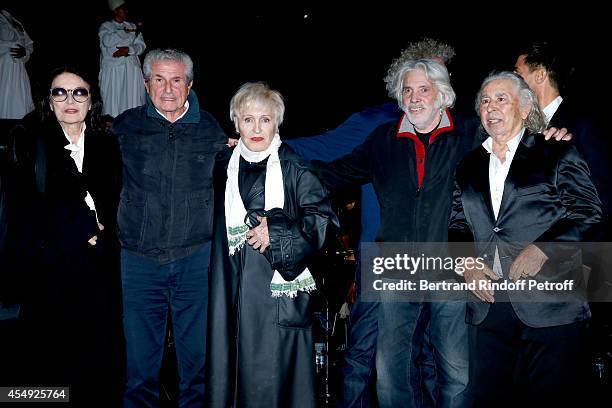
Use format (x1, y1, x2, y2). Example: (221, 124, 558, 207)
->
(108, 0, 126, 11)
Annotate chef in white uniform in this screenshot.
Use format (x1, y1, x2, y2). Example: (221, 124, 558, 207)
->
(98, 0, 146, 118)
(0, 8, 34, 120)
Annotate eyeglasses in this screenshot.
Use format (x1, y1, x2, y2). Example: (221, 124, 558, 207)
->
(50, 87, 90, 103)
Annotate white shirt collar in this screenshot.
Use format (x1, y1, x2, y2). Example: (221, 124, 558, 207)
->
(482, 127, 524, 155)
(155, 100, 190, 123)
(60, 123, 98, 217)
(542, 95, 563, 125)
(62, 123, 86, 150)
(484, 128, 524, 278)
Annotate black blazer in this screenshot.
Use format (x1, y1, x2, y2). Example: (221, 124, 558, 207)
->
(549, 99, 611, 237)
(10, 115, 121, 261)
(449, 130, 602, 327)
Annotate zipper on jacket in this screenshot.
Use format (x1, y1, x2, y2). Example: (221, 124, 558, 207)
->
(166, 124, 178, 248)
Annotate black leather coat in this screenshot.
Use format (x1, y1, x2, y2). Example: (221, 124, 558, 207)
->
(9, 114, 121, 267)
(206, 144, 338, 408)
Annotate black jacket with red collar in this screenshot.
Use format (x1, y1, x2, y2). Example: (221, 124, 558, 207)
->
(313, 109, 482, 280)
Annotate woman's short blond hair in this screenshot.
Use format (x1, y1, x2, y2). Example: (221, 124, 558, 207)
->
(229, 82, 285, 129)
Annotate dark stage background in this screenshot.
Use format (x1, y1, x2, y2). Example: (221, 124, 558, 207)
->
(6, 1, 607, 138)
(2, 2, 611, 404)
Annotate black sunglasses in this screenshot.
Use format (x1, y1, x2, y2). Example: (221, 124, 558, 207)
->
(50, 87, 90, 103)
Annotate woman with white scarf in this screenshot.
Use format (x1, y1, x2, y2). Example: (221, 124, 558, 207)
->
(206, 82, 338, 408)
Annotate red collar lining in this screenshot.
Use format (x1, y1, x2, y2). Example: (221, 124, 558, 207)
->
(396, 108, 455, 142)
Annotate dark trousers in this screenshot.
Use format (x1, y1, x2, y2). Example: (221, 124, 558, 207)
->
(376, 290, 429, 408)
(469, 301, 590, 408)
(339, 296, 378, 408)
(13, 240, 122, 406)
(339, 253, 379, 408)
(121, 243, 210, 408)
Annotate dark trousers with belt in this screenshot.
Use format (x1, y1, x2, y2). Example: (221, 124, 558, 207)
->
(121, 243, 211, 408)
(469, 301, 590, 408)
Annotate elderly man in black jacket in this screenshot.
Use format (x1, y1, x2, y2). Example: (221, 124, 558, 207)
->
(112, 48, 227, 408)
(449, 72, 601, 407)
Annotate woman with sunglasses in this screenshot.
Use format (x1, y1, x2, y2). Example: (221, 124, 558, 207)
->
(8, 67, 122, 405)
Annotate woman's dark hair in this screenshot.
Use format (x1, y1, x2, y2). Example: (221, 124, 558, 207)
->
(37, 66, 107, 134)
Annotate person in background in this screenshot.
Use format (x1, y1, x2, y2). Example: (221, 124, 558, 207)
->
(514, 41, 610, 231)
(112, 48, 227, 408)
(8, 66, 122, 405)
(99, 0, 146, 118)
(515, 40, 612, 373)
(0, 4, 34, 119)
